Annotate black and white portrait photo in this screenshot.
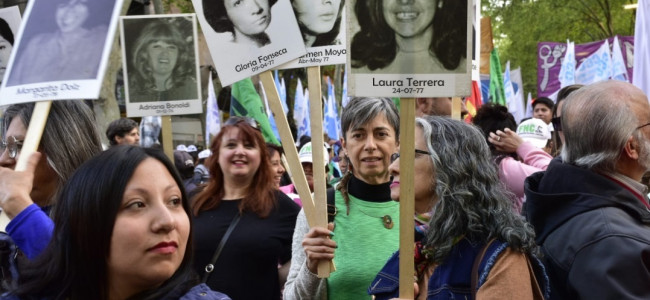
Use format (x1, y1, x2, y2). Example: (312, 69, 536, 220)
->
(6, 0, 113, 86)
(347, 0, 472, 97)
(0, 6, 21, 86)
(121, 15, 203, 118)
(278, 0, 347, 69)
(0, 0, 123, 104)
(193, 0, 306, 86)
(293, 0, 344, 48)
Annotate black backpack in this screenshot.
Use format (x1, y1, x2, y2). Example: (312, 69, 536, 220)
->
(0, 232, 26, 292)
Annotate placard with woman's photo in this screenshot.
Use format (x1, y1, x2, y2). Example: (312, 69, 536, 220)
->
(120, 14, 203, 117)
(0, 0, 123, 105)
(192, 0, 307, 86)
(277, 0, 347, 69)
(347, 0, 472, 97)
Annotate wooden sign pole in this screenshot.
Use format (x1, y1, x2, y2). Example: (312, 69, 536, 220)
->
(16, 101, 52, 172)
(451, 97, 462, 120)
(161, 116, 173, 162)
(306, 66, 331, 278)
(399, 98, 416, 299)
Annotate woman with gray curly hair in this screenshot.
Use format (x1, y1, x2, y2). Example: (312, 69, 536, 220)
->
(369, 116, 548, 300)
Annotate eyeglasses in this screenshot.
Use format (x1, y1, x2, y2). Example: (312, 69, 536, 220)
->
(224, 116, 261, 132)
(637, 122, 650, 131)
(0, 136, 24, 159)
(551, 117, 562, 132)
(390, 149, 430, 163)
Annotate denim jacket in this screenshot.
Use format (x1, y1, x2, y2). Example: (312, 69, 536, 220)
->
(369, 238, 515, 300)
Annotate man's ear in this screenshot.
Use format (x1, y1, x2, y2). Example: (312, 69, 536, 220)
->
(624, 135, 640, 160)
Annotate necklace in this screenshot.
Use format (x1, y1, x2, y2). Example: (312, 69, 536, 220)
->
(357, 207, 394, 229)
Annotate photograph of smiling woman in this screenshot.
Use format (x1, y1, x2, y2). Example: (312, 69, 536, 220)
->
(122, 16, 199, 103)
(351, 0, 467, 74)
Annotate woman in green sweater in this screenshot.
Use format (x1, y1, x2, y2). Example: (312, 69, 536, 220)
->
(284, 97, 400, 299)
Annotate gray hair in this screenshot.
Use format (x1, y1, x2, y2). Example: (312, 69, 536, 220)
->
(419, 116, 537, 264)
(341, 97, 400, 140)
(2, 101, 103, 204)
(560, 81, 640, 172)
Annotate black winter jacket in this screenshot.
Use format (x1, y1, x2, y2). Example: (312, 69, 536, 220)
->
(525, 159, 650, 300)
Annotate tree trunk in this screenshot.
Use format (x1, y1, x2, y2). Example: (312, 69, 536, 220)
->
(95, 0, 133, 147)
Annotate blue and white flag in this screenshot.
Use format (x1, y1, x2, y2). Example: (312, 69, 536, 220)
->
(274, 70, 288, 114)
(323, 77, 340, 140)
(294, 78, 311, 142)
(575, 40, 612, 85)
(633, 1, 650, 96)
(341, 70, 349, 108)
(611, 36, 629, 82)
(525, 92, 533, 120)
(558, 39, 575, 88)
(259, 80, 281, 142)
(505, 63, 525, 124)
(205, 72, 221, 146)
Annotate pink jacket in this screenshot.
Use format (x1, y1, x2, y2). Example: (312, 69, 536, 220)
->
(498, 141, 552, 212)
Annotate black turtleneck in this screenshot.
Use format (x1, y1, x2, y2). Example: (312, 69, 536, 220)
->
(347, 175, 393, 203)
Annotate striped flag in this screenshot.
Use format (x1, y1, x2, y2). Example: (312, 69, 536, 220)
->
(294, 78, 311, 141)
(205, 72, 221, 146)
(633, 1, 649, 95)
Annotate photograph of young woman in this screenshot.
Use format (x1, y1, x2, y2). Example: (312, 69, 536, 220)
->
(351, 0, 468, 74)
(5, 0, 115, 86)
(291, 0, 344, 48)
(122, 16, 199, 103)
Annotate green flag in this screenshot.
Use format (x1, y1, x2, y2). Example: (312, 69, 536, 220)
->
(489, 48, 506, 105)
(230, 78, 280, 145)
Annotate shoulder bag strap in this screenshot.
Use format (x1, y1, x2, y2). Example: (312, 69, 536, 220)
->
(201, 214, 242, 283)
(471, 238, 496, 300)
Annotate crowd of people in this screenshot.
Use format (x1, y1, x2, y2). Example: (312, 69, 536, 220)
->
(1, 81, 650, 299)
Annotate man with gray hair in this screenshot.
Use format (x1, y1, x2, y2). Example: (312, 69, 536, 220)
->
(525, 80, 650, 299)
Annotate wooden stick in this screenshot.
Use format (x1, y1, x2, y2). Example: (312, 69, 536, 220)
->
(399, 98, 416, 299)
(451, 97, 462, 120)
(161, 116, 173, 163)
(16, 101, 52, 172)
(259, 71, 316, 225)
(306, 66, 332, 278)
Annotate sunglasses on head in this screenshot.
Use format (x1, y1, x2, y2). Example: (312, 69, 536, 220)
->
(224, 116, 261, 131)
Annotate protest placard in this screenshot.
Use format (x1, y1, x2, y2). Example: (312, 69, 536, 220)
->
(120, 14, 202, 117)
(0, 0, 123, 104)
(347, 0, 472, 97)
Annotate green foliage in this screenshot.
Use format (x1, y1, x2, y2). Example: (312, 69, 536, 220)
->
(482, 0, 635, 96)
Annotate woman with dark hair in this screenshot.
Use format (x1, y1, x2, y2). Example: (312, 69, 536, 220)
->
(284, 97, 401, 299)
(0, 100, 103, 259)
(266, 142, 286, 188)
(472, 103, 552, 212)
(291, 0, 344, 47)
(7, 0, 111, 85)
(351, 0, 467, 73)
(192, 117, 300, 300)
(202, 0, 277, 48)
(2, 146, 230, 300)
(0, 18, 14, 83)
(370, 116, 547, 300)
(128, 19, 197, 102)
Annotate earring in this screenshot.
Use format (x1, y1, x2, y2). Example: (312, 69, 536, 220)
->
(438, 0, 443, 9)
